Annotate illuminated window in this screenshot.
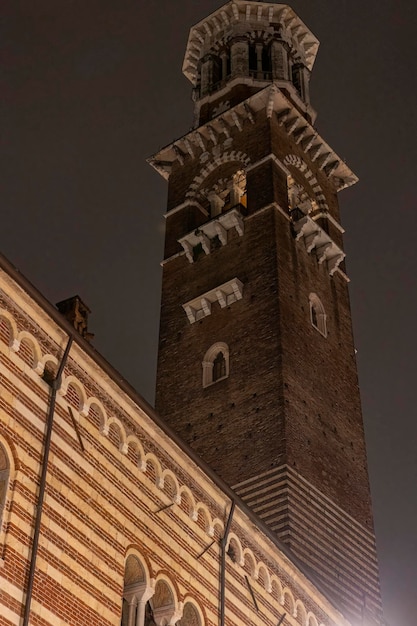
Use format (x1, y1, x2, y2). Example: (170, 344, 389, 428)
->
(309, 293, 327, 337)
(202, 342, 230, 387)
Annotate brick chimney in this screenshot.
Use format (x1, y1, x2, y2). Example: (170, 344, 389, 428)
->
(56, 296, 94, 342)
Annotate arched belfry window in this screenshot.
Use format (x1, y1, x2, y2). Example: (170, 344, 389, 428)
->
(207, 170, 247, 218)
(309, 293, 327, 337)
(0, 443, 10, 530)
(202, 342, 230, 387)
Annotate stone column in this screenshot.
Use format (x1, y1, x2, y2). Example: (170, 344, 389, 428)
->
(230, 38, 249, 77)
(271, 40, 289, 80)
(255, 43, 263, 78)
(200, 55, 213, 96)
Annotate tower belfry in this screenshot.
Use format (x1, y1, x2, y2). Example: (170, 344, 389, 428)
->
(150, 2, 382, 624)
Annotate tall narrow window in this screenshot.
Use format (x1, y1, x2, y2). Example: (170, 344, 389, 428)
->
(213, 352, 226, 382)
(309, 293, 327, 337)
(202, 342, 230, 387)
(0, 443, 10, 528)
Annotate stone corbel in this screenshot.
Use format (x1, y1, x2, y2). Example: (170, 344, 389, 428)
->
(197, 231, 211, 255)
(180, 240, 194, 264)
(316, 242, 332, 263)
(304, 229, 321, 253)
(214, 222, 227, 245)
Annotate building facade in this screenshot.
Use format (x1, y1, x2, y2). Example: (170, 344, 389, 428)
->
(0, 2, 383, 626)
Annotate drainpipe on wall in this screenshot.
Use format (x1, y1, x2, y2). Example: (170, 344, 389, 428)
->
(22, 336, 73, 626)
(219, 499, 235, 626)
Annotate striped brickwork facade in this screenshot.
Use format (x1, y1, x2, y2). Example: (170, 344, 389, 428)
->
(234, 467, 382, 624)
(0, 266, 351, 626)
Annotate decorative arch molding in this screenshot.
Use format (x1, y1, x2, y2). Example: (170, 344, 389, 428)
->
(16, 330, 44, 373)
(226, 533, 244, 566)
(144, 453, 164, 489)
(256, 562, 272, 592)
(295, 600, 308, 625)
(0, 309, 19, 350)
(282, 587, 296, 616)
(178, 599, 205, 626)
(152, 575, 183, 626)
(161, 470, 181, 504)
(178, 485, 197, 517)
(102, 416, 128, 454)
(186, 151, 250, 199)
(126, 436, 147, 471)
(242, 548, 257, 576)
(124, 547, 154, 583)
(283, 154, 328, 211)
(60, 374, 89, 415)
(86, 398, 107, 431)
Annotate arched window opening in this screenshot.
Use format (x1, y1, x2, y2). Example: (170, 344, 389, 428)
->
(121, 555, 155, 626)
(208, 170, 247, 217)
(0, 443, 10, 528)
(213, 352, 226, 382)
(287, 175, 316, 217)
(178, 603, 202, 626)
(309, 294, 327, 338)
(202, 342, 230, 387)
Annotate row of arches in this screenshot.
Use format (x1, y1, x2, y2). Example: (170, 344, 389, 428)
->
(121, 552, 322, 626)
(0, 307, 327, 626)
(121, 554, 202, 626)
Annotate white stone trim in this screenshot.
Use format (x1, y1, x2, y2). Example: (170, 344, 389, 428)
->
(183, 278, 243, 324)
(309, 293, 327, 338)
(293, 214, 345, 276)
(178, 208, 244, 263)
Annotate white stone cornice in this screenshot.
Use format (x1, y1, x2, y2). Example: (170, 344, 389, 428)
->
(149, 84, 358, 192)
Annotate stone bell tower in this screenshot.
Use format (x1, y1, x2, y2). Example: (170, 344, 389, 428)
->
(150, 2, 382, 624)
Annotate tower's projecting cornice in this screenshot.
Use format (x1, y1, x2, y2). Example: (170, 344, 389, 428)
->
(149, 84, 358, 193)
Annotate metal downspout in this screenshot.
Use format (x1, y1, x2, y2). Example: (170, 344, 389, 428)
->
(22, 336, 73, 626)
(220, 499, 235, 626)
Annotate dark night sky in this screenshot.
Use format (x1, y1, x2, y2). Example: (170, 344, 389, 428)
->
(1, 1, 416, 624)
